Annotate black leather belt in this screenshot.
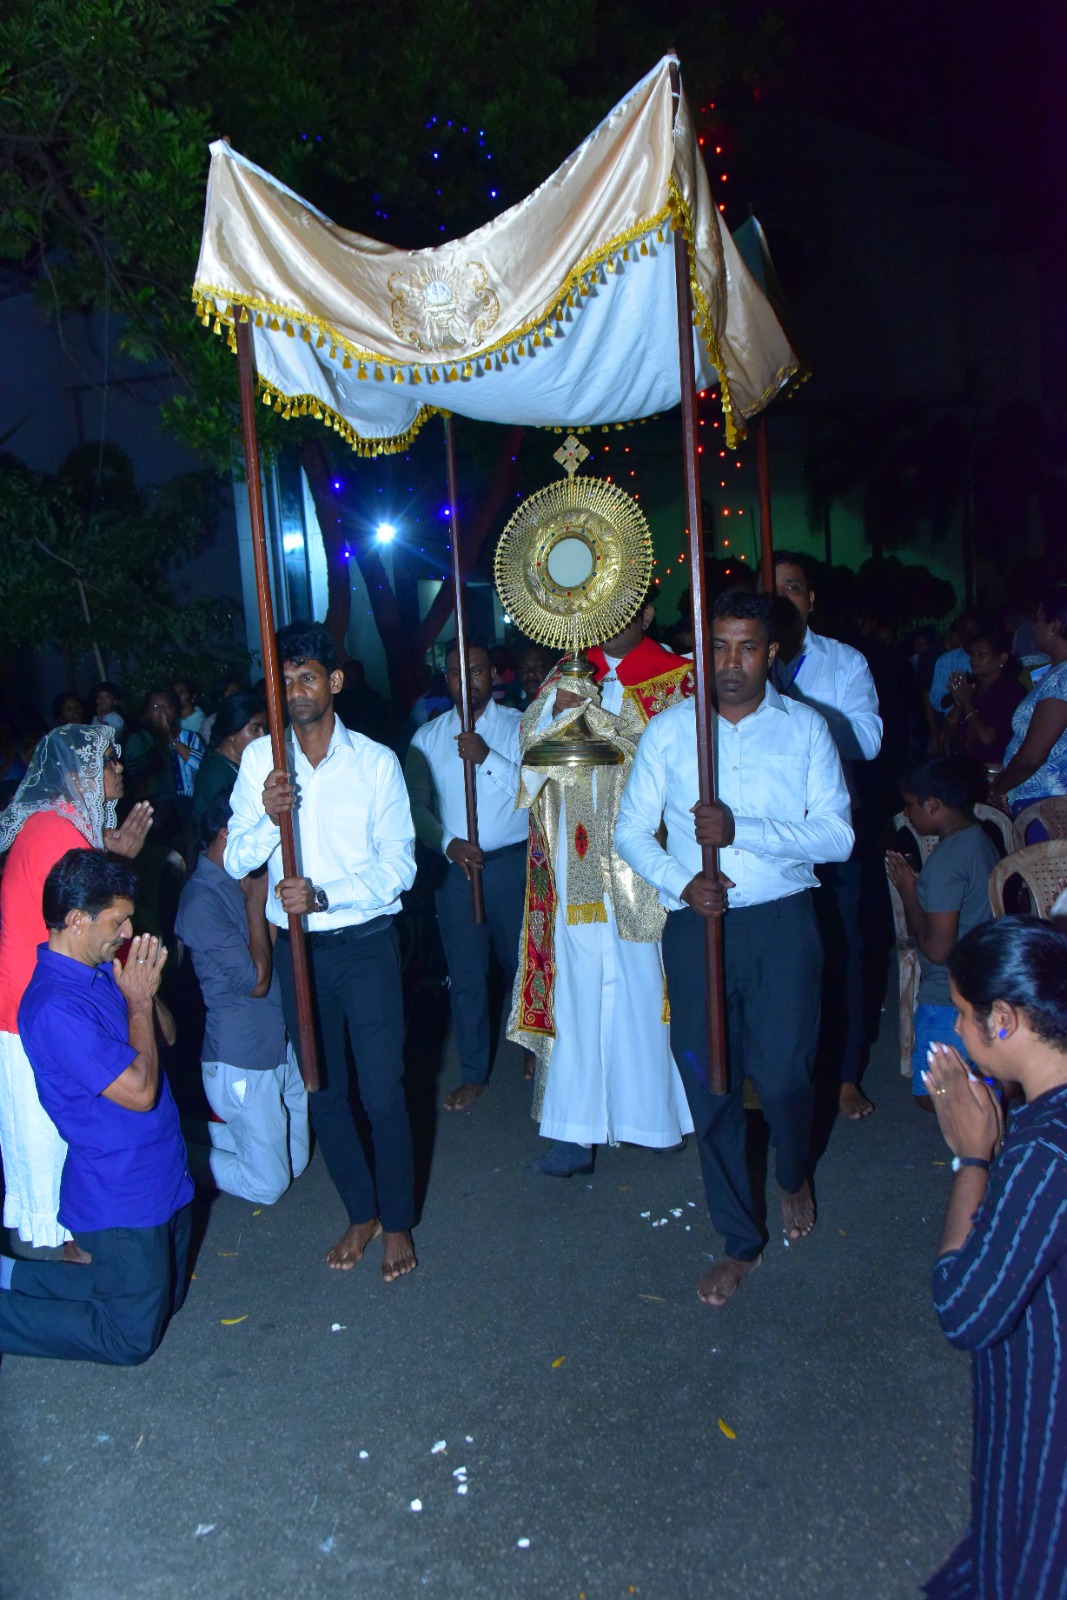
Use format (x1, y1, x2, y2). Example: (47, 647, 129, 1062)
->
(277, 913, 393, 946)
(479, 841, 527, 862)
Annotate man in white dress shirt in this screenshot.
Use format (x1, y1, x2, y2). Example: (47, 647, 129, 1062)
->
(405, 641, 528, 1112)
(773, 552, 883, 1120)
(225, 622, 418, 1283)
(616, 591, 853, 1307)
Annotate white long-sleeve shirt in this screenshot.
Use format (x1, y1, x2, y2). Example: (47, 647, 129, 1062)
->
(615, 685, 854, 910)
(223, 716, 415, 930)
(404, 699, 525, 856)
(773, 628, 882, 762)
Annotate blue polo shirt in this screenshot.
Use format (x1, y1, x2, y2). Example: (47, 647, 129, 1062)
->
(18, 946, 193, 1233)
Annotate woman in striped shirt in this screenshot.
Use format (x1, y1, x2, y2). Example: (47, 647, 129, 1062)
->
(922, 916, 1067, 1599)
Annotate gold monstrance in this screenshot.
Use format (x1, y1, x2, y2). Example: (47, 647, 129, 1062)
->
(493, 437, 655, 768)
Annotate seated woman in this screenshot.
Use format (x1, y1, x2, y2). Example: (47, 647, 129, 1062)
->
(191, 691, 267, 828)
(992, 582, 1067, 831)
(922, 916, 1067, 1599)
(945, 623, 1025, 764)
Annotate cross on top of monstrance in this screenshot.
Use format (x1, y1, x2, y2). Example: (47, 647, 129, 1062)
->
(553, 434, 589, 479)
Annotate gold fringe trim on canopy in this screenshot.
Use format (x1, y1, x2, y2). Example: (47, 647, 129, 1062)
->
(255, 377, 447, 458)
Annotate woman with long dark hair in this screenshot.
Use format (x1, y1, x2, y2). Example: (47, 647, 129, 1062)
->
(922, 916, 1067, 1598)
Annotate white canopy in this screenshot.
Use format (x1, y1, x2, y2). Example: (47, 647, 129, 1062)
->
(194, 56, 798, 454)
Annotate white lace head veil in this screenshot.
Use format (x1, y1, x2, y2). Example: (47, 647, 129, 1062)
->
(0, 725, 119, 854)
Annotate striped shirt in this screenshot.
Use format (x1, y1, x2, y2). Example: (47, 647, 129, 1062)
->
(924, 1082, 1067, 1600)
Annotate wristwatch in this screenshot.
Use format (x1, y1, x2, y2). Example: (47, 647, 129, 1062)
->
(313, 886, 329, 913)
(951, 1155, 991, 1173)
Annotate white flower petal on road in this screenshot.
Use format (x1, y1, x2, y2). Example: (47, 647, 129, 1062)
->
(671, 1209, 683, 1217)
(640, 1211, 651, 1219)
(330, 1323, 347, 1332)
(516, 1537, 531, 1549)
(465, 1434, 474, 1442)
(456, 1483, 469, 1496)
(430, 1439, 447, 1454)
(410, 1499, 423, 1513)
(358, 1450, 369, 1460)
(194, 1524, 215, 1538)
(452, 1467, 467, 1479)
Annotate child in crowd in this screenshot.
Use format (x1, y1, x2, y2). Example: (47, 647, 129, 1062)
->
(885, 757, 1000, 1107)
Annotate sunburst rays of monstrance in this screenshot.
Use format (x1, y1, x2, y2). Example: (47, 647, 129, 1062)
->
(493, 437, 654, 768)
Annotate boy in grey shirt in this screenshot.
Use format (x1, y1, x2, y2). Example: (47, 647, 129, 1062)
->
(886, 758, 1000, 1106)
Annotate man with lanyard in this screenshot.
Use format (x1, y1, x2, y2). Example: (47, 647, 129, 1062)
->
(510, 594, 695, 1176)
(404, 639, 529, 1111)
(0, 849, 192, 1365)
(772, 551, 882, 1120)
(615, 591, 853, 1305)
(224, 622, 418, 1283)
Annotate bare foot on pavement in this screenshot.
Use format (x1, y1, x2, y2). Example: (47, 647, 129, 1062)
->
(382, 1230, 417, 1283)
(780, 1181, 816, 1241)
(839, 1082, 874, 1119)
(697, 1255, 761, 1306)
(326, 1218, 382, 1270)
(443, 1083, 486, 1112)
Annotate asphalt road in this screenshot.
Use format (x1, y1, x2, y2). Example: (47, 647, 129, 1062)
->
(1, 995, 970, 1600)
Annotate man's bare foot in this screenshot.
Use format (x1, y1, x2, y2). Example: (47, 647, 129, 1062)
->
(522, 1050, 536, 1082)
(381, 1230, 417, 1283)
(697, 1255, 761, 1306)
(780, 1181, 816, 1240)
(326, 1218, 382, 1270)
(443, 1082, 486, 1112)
(839, 1082, 874, 1119)
(62, 1240, 91, 1265)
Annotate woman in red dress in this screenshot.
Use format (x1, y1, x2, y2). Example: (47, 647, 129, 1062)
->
(0, 726, 151, 1249)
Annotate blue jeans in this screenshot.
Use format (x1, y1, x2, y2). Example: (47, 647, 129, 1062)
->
(911, 1003, 960, 1095)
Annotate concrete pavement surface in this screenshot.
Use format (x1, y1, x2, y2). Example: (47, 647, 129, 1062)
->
(1, 1001, 970, 1600)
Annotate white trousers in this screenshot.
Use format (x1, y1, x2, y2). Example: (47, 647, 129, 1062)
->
(202, 1052, 310, 1206)
(0, 1031, 70, 1248)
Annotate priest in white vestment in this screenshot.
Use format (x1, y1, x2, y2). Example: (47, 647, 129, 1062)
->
(507, 611, 694, 1175)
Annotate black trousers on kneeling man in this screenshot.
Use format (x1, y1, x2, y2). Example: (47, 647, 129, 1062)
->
(662, 893, 822, 1262)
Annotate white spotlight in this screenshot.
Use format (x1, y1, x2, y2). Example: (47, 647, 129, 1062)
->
(376, 522, 396, 545)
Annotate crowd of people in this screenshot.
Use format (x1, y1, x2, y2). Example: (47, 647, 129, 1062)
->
(2, 562, 1067, 1595)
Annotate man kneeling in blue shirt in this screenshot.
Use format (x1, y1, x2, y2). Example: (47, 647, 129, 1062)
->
(0, 850, 193, 1366)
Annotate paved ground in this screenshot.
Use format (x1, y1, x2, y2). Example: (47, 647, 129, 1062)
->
(1, 987, 970, 1600)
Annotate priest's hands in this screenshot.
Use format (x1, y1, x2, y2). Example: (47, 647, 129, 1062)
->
(691, 799, 736, 848)
(681, 872, 734, 919)
(553, 688, 584, 716)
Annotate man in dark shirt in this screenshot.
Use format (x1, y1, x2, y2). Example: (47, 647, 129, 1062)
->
(0, 850, 193, 1366)
(175, 799, 308, 1204)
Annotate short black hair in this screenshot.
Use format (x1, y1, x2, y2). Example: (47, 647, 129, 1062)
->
(90, 680, 123, 699)
(1037, 583, 1067, 636)
(443, 638, 491, 664)
(211, 691, 265, 745)
(773, 549, 816, 584)
(172, 675, 197, 696)
(52, 690, 85, 720)
(276, 621, 337, 675)
(42, 849, 137, 930)
(712, 590, 775, 643)
(949, 917, 1067, 1052)
(199, 797, 233, 850)
(902, 756, 987, 813)
(144, 686, 179, 716)
(969, 622, 1012, 657)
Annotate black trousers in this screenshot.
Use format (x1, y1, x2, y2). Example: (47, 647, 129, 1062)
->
(814, 855, 864, 1084)
(435, 844, 526, 1085)
(277, 920, 414, 1232)
(663, 894, 822, 1261)
(0, 1204, 191, 1366)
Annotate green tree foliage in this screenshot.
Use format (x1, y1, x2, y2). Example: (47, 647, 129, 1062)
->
(1, 1, 788, 694)
(0, 446, 246, 695)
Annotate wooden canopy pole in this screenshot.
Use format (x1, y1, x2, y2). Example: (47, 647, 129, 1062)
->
(235, 318, 320, 1091)
(757, 415, 775, 593)
(670, 62, 728, 1096)
(443, 416, 485, 923)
